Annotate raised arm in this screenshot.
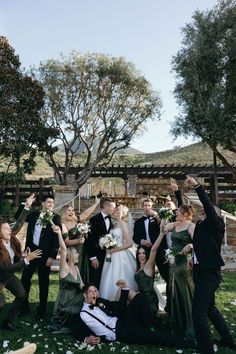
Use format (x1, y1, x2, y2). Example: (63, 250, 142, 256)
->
(52, 224, 69, 278)
(144, 220, 166, 275)
(171, 183, 183, 207)
(79, 197, 100, 223)
(11, 193, 36, 234)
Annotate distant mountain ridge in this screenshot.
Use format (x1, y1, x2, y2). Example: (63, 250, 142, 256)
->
(56, 140, 142, 155)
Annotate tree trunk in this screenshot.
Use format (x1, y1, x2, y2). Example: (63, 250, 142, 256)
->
(211, 149, 219, 205)
(214, 147, 236, 180)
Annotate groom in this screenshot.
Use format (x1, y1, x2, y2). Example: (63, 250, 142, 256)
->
(86, 198, 116, 288)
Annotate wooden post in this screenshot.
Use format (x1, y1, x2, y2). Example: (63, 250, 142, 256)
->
(212, 149, 219, 205)
(39, 178, 44, 202)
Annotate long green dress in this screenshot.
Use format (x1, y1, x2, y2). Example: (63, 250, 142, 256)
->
(64, 226, 89, 284)
(47, 270, 83, 334)
(169, 228, 195, 340)
(134, 269, 158, 318)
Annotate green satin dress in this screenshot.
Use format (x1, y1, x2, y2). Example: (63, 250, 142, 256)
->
(64, 226, 89, 284)
(134, 269, 158, 317)
(169, 228, 195, 340)
(47, 270, 83, 334)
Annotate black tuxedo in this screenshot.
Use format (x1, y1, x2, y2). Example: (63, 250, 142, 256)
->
(133, 216, 169, 283)
(15, 205, 61, 316)
(72, 290, 184, 347)
(192, 185, 234, 354)
(86, 212, 112, 287)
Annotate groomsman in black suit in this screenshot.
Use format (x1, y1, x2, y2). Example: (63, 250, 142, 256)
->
(71, 283, 192, 348)
(182, 177, 236, 354)
(15, 194, 61, 320)
(86, 198, 116, 288)
(133, 198, 169, 284)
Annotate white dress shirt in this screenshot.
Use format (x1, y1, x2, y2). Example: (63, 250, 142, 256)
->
(3, 241, 15, 264)
(80, 303, 117, 341)
(33, 221, 43, 246)
(101, 211, 110, 232)
(144, 217, 151, 242)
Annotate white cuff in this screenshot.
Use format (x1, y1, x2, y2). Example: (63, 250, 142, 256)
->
(24, 258, 30, 265)
(90, 257, 97, 261)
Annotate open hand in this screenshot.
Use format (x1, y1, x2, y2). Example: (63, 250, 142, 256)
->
(26, 249, 42, 261)
(25, 193, 36, 208)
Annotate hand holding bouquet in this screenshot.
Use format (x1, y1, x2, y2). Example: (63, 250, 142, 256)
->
(157, 207, 174, 221)
(99, 233, 117, 262)
(38, 209, 54, 228)
(77, 223, 90, 243)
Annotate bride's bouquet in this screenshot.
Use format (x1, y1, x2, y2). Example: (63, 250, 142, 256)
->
(165, 247, 181, 265)
(38, 209, 54, 228)
(99, 233, 117, 262)
(157, 207, 174, 221)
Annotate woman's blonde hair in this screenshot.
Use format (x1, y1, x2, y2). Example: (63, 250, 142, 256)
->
(118, 204, 129, 221)
(178, 205, 194, 221)
(61, 204, 78, 223)
(66, 247, 78, 262)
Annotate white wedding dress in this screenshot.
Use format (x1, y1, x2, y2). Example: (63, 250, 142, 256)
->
(99, 227, 137, 300)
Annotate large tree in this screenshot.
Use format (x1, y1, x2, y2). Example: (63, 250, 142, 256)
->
(171, 0, 236, 178)
(0, 37, 57, 181)
(34, 52, 162, 186)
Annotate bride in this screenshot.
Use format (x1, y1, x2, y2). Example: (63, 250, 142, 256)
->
(99, 204, 137, 300)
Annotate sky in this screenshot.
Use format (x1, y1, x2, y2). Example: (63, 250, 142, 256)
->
(0, 0, 219, 153)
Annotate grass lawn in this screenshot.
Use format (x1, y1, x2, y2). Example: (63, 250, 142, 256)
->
(1, 271, 236, 354)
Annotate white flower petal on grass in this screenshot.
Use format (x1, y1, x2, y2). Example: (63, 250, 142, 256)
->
(110, 348, 116, 352)
(230, 299, 236, 305)
(224, 308, 230, 312)
(33, 324, 38, 329)
(38, 334, 43, 337)
(57, 342, 63, 345)
(17, 338, 22, 342)
(213, 344, 218, 352)
(45, 344, 48, 348)
(3, 341, 9, 348)
(176, 350, 183, 353)
(87, 344, 95, 351)
(31, 335, 36, 338)
(66, 351, 74, 354)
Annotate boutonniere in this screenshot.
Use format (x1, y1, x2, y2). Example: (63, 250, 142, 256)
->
(98, 302, 105, 308)
(149, 217, 155, 223)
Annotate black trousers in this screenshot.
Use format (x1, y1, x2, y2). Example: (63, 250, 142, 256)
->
(192, 266, 233, 354)
(116, 293, 180, 347)
(21, 258, 50, 314)
(0, 275, 26, 323)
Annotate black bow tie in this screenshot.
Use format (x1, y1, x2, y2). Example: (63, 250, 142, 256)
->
(89, 304, 97, 310)
(104, 215, 110, 219)
(143, 216, 150, 220)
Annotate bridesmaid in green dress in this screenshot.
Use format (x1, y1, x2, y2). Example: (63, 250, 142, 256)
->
(47, 225, 84, 334)
(165, 205, 195, 341)
(61, 197, 100, 284)
(134, 219, 166, 323)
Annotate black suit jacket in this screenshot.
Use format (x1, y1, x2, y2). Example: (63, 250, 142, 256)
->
(15, 205, 61, 261)
(193, 185, 225, 270)
(86, 212, 111, 264)
(71, 289, 129, 342)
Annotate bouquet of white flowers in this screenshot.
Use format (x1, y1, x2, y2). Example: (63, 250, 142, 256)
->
(99, 233, 117, 262)
(165, 247, 181, 265)
(38, 209, 54, 228)
(157, 207, 174, 221)
(77, 223, 90, 236)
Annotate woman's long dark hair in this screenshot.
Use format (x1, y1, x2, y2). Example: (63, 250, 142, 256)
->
(136, 245, 151, 272)
(0, 221, 22, 265)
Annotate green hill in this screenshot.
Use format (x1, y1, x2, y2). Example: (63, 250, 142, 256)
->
(0, 142, 235, 179)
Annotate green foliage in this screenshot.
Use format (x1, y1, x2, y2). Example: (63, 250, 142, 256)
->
(220, 200, 236, 215)
(171, 0, 236, 175)
(1, 272, 235, 353)
(0, 199, 16, 218)
(33, 52, 162, 186)
(0, 36, 58, 180)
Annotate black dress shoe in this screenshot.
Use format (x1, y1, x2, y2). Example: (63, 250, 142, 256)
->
(215, 339, 236, 350)
(0, 321, 20, 331)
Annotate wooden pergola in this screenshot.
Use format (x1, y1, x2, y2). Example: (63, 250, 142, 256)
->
(64, 164, 236, 203)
